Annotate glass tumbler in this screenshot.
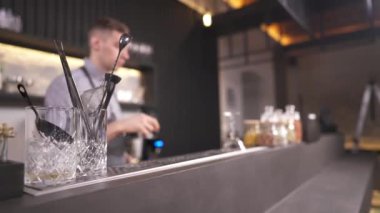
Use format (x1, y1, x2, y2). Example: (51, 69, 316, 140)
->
(77, 109, 107, 177)
(24, 107, 78, 186)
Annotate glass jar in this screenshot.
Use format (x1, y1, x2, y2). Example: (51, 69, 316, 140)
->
(243, 120, 261, 148)
(257, 121, 274, 147)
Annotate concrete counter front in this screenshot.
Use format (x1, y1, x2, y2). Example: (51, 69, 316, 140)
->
(0, 134, 376, 213)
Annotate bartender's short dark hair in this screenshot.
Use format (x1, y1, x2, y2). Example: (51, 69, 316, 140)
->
(89, 17, 129, 37)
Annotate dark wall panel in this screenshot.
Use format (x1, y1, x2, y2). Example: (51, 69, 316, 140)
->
(114, 0, 220, 156)
(0, 0, 116, 47)
(24, 0, 35, 35)
(35, 0, 45, 37)
(45, 0, 55, 40)
(112, 0, 220, 155)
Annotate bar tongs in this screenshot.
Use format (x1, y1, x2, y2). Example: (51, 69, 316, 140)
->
(53, 40, 94, 137)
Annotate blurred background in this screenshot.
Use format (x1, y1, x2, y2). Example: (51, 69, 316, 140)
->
(0, 0, 379, 179)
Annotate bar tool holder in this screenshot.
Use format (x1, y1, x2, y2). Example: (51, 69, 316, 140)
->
(0, 123, 24, 200)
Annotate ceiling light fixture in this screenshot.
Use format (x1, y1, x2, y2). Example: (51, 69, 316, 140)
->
(203, 12, 212, 27)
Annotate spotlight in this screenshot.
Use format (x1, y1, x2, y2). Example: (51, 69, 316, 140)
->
(202, 12, 212, 27)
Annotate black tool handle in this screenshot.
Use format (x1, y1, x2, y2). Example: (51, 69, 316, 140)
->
(96, 74, 121, 124)
(17, 84, 39, 119)
(101, 73, 121, 110)
(53, 40, 93, 136)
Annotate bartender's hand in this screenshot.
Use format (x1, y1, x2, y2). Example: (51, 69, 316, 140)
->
(107, 113, 160, 141)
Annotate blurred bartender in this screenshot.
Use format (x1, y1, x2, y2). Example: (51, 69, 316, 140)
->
(45, 17, 160, 166)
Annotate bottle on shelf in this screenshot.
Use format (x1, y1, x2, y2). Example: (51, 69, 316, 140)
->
(243, 120, 261, 148)
(258, 106, 274, 147)
(294, 111, 303, 143)
(270, 109, 288, 146)
(284, 105, 296, 143)
(223, 112, 246, 151)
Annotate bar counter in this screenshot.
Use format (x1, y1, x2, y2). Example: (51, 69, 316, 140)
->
(0, 134, 376, 213)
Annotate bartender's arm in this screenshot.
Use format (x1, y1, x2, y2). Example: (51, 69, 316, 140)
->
(106, 113, 160, 141)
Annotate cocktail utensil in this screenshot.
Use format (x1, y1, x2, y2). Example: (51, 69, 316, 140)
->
(111, 33, 132, 76)
(17, 84, 74, 144)
(102, 73, 121, 110)
(98, 73, 121, 124)
(98, 33, 132, 112)
(53, 40, 94, 137)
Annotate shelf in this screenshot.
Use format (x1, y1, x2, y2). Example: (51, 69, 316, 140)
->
(0, 29, 85, 58)
(0, 91, 154, 112)
(0, 29, 154, 71)
(0, 91, 43, 107)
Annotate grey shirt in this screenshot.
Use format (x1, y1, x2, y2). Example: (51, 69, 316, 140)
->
(45, 58, 126, 166)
